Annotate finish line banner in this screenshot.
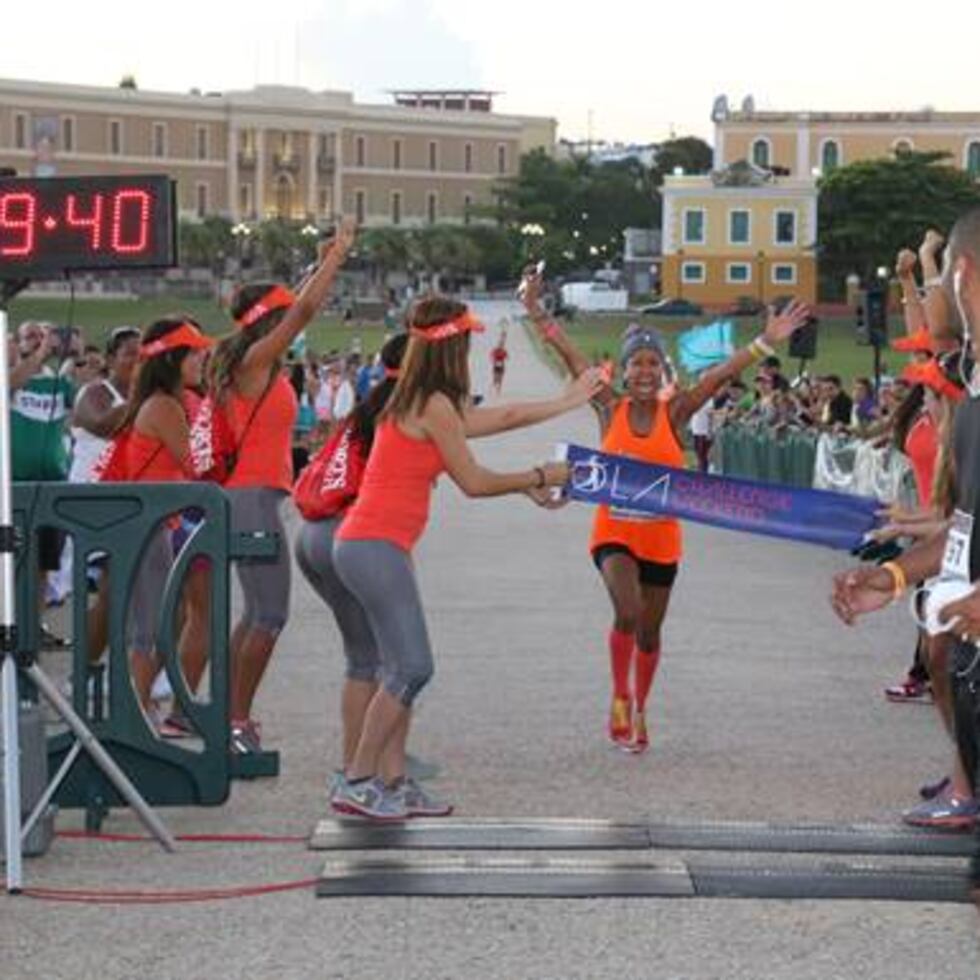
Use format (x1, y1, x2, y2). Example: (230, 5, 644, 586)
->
(559, 443, 881, 552)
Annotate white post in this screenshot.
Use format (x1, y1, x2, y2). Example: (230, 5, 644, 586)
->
(0, 307, 23, 892)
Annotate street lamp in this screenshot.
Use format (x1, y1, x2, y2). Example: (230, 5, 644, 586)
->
(231, 222, 252, 284)
(520, 222, 546, 264)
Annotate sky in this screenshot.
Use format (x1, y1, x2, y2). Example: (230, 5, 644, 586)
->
(5, 0, 979, 144)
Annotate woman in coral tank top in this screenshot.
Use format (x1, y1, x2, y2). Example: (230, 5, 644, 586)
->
(118, 318, 213, 707)
(208, 221, 357, 755)
(329, 296, 602, 820)
(522, 267, 809, 752)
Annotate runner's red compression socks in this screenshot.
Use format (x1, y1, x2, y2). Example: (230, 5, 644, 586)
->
(634, 647, 661, 714)
(609, 628, 633, 700)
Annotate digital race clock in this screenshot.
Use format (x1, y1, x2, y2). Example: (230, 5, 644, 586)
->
(0, 174, 177, 278)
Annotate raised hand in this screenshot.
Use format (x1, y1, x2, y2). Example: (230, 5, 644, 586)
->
(920, 228, 945, 257)
(520, 265, 546, 318)
(567, 366, 606, 405)
(761, 299, 811, 345)
(895, 248, 917, 280)
(319, 216, 357, 267)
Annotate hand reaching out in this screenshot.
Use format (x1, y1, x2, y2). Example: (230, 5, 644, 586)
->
(762, 299, 811, 345)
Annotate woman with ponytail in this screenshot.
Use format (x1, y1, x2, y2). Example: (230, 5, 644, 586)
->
(209, 220, 356, 755)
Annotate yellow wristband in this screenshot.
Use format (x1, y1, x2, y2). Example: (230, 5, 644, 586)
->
(881, 561, 907, 600)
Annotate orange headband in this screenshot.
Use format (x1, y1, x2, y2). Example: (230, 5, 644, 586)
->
(139, 323, 213, 361)
(409, 310, 485, 342)
(384, 366, 400, 379)
(235, 285, 296, 330)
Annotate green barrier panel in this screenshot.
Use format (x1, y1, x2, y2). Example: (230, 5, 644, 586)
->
(13, 482, 278, 826)
(713, 427, 818, 488)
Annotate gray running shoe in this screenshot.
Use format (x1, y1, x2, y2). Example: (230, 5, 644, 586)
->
(326, 769, 344, 800)
(331, 776, 407, 821)
(392, 776, 453, 818)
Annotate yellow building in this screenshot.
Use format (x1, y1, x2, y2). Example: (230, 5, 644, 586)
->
(0, 79, 555, 226)
(660, 164, 818, 308)
(711, 96, 980, 177)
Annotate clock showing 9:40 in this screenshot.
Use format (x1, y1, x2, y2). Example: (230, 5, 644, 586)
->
(0, 174, 177, 278)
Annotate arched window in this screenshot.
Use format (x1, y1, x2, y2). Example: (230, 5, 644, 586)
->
(821, 140, 840, 171)
(752, 138, 770, 168)
(967, 141, 980, 177)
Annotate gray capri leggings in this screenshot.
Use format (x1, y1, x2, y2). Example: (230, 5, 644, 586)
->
(228, 487, 291, 636)
(295, 518, 380, 682)
(332, 537, 434, 707)
(128, 528, 174, 653)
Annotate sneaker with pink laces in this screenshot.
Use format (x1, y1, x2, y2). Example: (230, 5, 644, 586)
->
(884, 676, 932, 704)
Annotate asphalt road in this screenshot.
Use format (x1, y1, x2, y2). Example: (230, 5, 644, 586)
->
(2, 300, 978, 979)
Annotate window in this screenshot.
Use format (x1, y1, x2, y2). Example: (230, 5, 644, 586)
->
(196, 182, 209, 218)
(726, 263, 751, 284)
(772, 263, 797, 285)
(355, 135, 365, 167)
(681, 262, 705, 284)
(239, 183, 252, 217)
(683, 208, 705, 244)
(393, 139, 402, 170)
(774, 210, 796, 245)
(820, 139, 840, 171)
(752, 138, 770, 168)
(967, 141, 980, 177)
(464, 193, 473, 225)
(497, 144, 507, 174)
(196, 126, 209, 161)
(319, 133, 329, 157)
(391, 191, 402, 226)
(427, 192, 437, 225)
(153, 123, 166, 158)
(464, 142, 473, 173)
(14, 113, 27, 149)
(355, 189, 366, 225)
(429, 140, 438, 172)
(109, 119, 122, 155)
(729, 209, 750, 245)
(61, 117, 74, 153)
(319, 188, 330, 217)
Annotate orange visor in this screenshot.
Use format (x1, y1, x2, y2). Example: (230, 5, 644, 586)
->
(901, 359, 965, 402)
(410, 310, 485, 342)
(139, 323, 214, 361)
(892, 330, 935, 354)
(235, 285, 296, 330)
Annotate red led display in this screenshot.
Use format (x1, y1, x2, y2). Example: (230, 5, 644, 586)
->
(0, 175, 176, 277)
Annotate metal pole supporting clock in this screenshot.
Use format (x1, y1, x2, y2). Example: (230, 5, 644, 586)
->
(1, 173, 180, 892)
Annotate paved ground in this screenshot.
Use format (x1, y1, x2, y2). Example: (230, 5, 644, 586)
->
(2, 300, 979, 979)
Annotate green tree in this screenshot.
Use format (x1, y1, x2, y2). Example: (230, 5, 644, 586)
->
(818, 151, 980, 294)
(177, 216, 233, 272)
(651, 136, 713, 184)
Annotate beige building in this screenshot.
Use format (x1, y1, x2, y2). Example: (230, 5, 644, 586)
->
(661, 164, 818, 307)
(0, 79, 555, 226)
(712, 96, 980, 177)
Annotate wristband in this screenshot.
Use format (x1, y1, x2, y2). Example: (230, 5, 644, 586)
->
(923, 275, 943, 290)
(881, 560, 907, 601)
(533, 466, 546, 489)
(541, 321, 561, 341)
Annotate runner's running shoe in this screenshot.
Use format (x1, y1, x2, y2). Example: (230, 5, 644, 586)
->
(392, 776, 454, 818)
(919, 775, 952, 801)
(884, 676, 932, 704)
(230, 718, 263, 755)
(902, 794, 980, 830)
(627, 715, 649, 753)
(331, 776, 407, 821)
(609, 696, 632, 744)
(158, 713, 195, 739)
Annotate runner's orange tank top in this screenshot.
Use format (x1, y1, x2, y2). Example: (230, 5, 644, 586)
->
(589, 397, 684, 564)
(337, 418, 445, 552)
(904, 412, 938, 507)
(223, 372, 298, 492)
(126, 430, 187, 482)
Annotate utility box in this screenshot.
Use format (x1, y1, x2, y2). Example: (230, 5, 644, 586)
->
(0, 702, 56, 859)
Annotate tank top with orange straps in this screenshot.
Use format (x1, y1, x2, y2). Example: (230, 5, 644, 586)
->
(337, 419, 446, 553)
(589, 397, 684, 565)
(223, 372, 298, 493)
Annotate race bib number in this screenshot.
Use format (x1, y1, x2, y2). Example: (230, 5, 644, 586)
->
(941, 510, 973, 582)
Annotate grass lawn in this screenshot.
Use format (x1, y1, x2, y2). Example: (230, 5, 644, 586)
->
(549, 311, 909, 385)
(5, 296, 388, 357)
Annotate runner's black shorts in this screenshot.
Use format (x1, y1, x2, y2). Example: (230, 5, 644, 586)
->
(591, 544, 678, 588)
(38, 526, 65, 572)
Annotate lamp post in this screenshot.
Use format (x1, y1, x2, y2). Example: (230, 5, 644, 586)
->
(231, 222, 252, 285)
(520, 222, 546, 266)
